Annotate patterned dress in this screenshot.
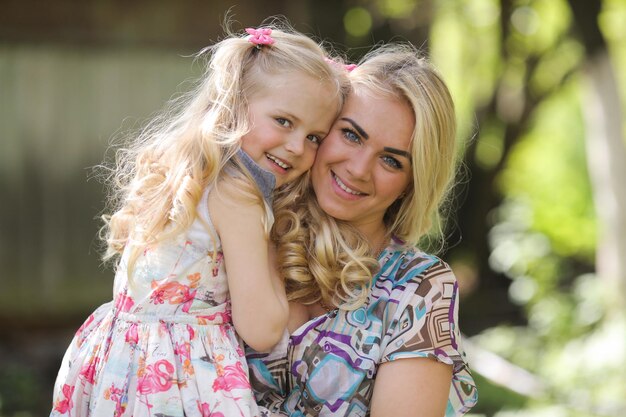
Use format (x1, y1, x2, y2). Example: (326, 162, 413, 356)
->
(247, 238, 478, 416)
(51, 187, 260, 417)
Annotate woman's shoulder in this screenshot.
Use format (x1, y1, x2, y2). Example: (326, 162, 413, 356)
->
(376, 239, 455, 290)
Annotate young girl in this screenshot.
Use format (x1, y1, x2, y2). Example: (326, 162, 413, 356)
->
(51, 24, 345, 417)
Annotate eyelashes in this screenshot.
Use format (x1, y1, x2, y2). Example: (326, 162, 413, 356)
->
(341, 128, 360, 143)
(382, 155, 402, 169)
(340, 128, 403, 170)
(275, 117, 291, 128)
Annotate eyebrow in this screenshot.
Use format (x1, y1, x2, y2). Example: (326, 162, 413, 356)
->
(341, 117, 412, 164)
(340, 117, 369, 140)
(281, 111, 302, 123)
(384, 147, 413, 163)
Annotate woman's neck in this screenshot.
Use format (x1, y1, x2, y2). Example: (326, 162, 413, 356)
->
(356, 221, 389, 256)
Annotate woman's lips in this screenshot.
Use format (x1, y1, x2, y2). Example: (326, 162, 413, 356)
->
(331, 171, 366, 199)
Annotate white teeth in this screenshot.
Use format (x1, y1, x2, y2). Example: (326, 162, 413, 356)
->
(266, 154, 290, 169)
(333, 173, 363, 195)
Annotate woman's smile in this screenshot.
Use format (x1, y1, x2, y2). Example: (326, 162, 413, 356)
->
(312, 90, 414, 234)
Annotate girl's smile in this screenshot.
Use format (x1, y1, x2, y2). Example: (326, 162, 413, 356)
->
(241, 71, 340, 187)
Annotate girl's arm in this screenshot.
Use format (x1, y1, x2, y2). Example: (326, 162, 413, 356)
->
(370, 358, 452, 417)
(208, 187, 288, 352)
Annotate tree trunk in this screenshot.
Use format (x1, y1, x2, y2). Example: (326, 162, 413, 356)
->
(580, 51, 626, 309)
(570, 0, 626, 309)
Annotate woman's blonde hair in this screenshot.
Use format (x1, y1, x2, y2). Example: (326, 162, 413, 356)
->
(101, 22, 346, 268)
(275, 43, 458, 310)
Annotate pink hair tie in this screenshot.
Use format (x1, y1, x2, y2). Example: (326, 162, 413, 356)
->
(245, 27, 275, 48)
(324, 57, 357, 72)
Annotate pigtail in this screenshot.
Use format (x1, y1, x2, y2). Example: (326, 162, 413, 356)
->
(101, 32, 260, 266)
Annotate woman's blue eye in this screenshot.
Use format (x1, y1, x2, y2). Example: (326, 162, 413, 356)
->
(382, 155, 403, 169)
(341, 128, 360, 143)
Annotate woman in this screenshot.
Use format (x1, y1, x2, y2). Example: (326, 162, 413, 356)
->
(248, 44, 478, 417)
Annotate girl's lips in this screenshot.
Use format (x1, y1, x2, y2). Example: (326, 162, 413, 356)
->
(331, 171, 366, 200)
(265, 153, 291, 173)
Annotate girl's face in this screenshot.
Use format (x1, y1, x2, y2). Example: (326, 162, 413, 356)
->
(241, 71, 339, 188)
(311, 89, 414, 236)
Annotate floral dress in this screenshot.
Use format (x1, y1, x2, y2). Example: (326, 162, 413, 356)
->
(51, 187, 260, 417)
(246, 238, 478, 416)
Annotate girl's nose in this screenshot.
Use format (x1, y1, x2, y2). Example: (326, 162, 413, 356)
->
(284, 134, 305, 156)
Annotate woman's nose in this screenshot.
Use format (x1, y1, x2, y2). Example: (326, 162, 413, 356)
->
(345, 150, 372, 181)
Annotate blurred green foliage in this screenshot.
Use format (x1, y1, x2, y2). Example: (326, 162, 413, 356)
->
(0, 365, 41, 417)
(425, 0, 626, 415)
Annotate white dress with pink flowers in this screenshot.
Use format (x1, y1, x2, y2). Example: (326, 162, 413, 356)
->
(51, 187, 260, 417)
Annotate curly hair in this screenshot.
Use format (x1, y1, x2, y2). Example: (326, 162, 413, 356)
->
(100, 22, 347, 272)
(274, 43, 458, 310)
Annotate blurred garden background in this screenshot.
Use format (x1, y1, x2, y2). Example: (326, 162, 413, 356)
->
(1, 0, 625, 415)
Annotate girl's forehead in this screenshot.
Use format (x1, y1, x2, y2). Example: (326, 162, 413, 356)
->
(247, 68, 332, 96)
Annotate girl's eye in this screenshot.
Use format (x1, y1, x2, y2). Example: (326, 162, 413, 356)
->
(306, 135, 322, 145)
(276, 118, 292, 127)
(382, 155, 403, 170)
(341, 128, 361, 144)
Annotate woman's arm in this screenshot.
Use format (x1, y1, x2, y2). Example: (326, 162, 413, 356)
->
(371, 358, 452, 417)
(208, 187, 288, 352)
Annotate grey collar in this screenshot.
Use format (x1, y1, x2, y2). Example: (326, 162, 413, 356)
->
(236, 148, 276, 204)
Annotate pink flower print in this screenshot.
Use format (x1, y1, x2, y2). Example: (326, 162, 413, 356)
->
(53, 384, 74, 413)
(174, 341, 194, 376)
(198, 401, 225, 417)
(174, 341, 191, 361)
(75, 313, 94, 337)
(197, 310, 231, 325)
(211, 251, 224, 277)
(186, 324, 196, 340)
(212, 361, 251, 392)
(104, 383, 127, 417)
(150, 281, 196, 312)
(79, 357, 99, 385)
(181, 289, 197, 313)
(115, 292, 135, 312)
(75, 314, 95, 347)
(150, 287, 166, 305)
(235, 344, 245, 357)
(187, 272, 201, 287)
(137, 359, 175, 395)
(125, 323, 138, 345)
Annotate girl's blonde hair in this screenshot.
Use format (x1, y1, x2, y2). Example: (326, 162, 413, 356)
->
(101, 22, 346, 267)
(275, 43, 458, 310)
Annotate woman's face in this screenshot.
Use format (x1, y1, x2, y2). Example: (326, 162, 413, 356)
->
(311, 88, 414, 235)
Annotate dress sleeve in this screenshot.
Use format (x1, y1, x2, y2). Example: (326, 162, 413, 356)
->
(379, 257, 478, 415)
